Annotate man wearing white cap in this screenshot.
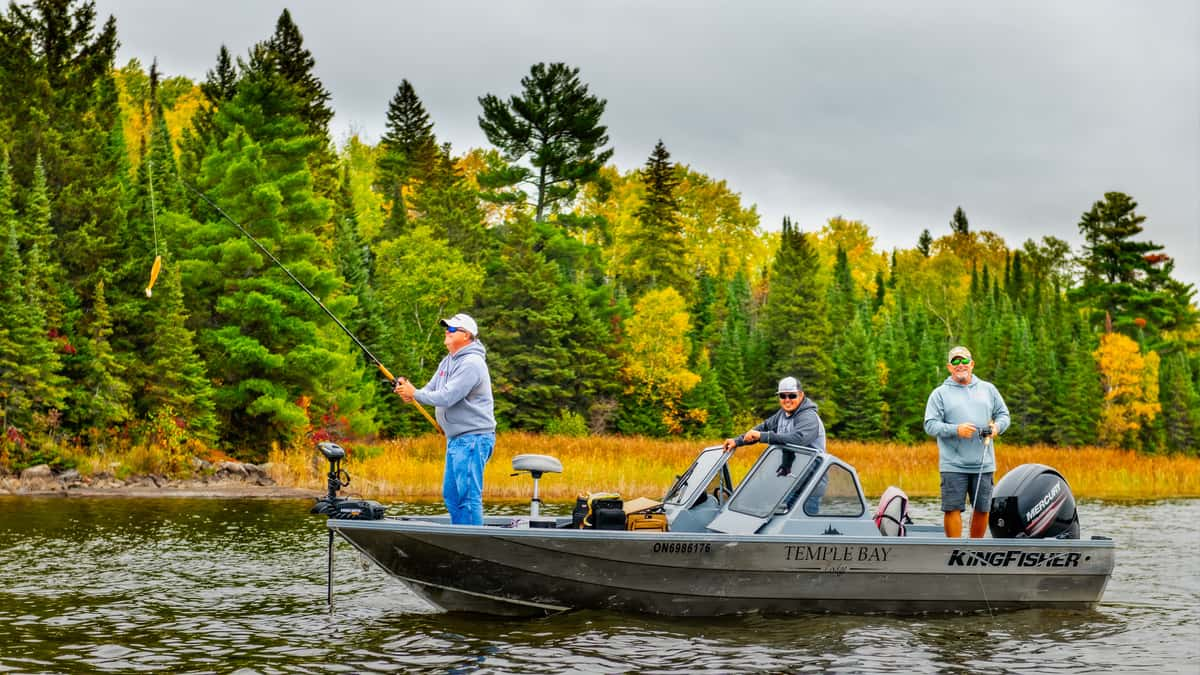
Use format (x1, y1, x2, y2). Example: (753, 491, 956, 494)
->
(395, 313, 496, 525)
(722, 376, 826, 460)
(924, 345, 1010, 538)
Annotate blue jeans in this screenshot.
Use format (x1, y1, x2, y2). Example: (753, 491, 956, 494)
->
(444, 433, 495, 525)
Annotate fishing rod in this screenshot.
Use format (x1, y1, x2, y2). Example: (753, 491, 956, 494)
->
(186, 183, 441, 434)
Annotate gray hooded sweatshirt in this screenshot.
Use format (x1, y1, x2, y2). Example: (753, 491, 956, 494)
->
(924, 375, 1010, 473)
(734, 397, 826, 452)
(414, 341, 496, 440)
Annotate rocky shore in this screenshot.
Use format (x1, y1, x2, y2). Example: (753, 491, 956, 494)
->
(1, 460, 319, 498)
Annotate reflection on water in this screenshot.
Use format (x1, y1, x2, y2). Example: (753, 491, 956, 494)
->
(0, 496, 1196, 673)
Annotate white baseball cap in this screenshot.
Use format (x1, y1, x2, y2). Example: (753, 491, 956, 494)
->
(440, 313, 478, 337)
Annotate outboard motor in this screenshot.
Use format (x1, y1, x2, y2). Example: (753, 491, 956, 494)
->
(989, 463, 1079, 539)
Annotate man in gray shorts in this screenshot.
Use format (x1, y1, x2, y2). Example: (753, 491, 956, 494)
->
(923, 346, 1010, 538)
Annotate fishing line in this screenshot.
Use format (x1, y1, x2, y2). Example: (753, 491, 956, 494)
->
(972, 430, 996, 620)
(144, 158, 163, 297)
(184, 183, 441, 433)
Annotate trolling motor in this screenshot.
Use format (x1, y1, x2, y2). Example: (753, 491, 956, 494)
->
(309, 441, 386, 607)
(310, 441, 386, 520)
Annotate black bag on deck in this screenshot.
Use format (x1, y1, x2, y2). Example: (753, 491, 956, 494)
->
(571, 492, 625, 530)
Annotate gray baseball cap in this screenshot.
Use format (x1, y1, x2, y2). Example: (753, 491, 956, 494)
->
(777, 376, 802, 393)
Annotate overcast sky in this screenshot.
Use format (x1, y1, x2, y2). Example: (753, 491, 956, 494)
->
(95, 1, 1199, 291)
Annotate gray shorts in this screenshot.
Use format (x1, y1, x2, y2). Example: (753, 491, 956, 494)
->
(941, 472, 994, 513)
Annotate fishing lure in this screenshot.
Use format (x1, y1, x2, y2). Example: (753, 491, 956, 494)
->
(145, 158, 161, 298)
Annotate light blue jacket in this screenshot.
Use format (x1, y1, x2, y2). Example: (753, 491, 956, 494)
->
(923, 375, 1010, 473)
(415, 341, 496, 440)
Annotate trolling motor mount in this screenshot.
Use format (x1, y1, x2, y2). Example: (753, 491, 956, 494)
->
(310, 441, 385, 520)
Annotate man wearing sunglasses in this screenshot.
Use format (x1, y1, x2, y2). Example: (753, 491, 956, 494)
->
(395, 313, 496, 525)
(722, 377, 826, 466)
(924, 346, 1010, 538)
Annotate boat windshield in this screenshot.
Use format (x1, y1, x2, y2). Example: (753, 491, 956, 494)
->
(726, 446, 817, 518)
(664, 446, 726, 505)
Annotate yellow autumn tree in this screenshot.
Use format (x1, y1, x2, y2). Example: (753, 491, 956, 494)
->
(621, 288, 701, 434)
(1094, 332, 1162, 448)
(674, 166, 767, 282)
(815, 215, 888, 295)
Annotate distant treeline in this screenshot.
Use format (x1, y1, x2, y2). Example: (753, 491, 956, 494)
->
(0, 2, 1196, 470)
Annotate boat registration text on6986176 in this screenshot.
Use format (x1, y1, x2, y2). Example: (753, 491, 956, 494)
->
(651, 541, 712, 554)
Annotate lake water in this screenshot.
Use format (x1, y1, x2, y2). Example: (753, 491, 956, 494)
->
(1, 496, 1197, 674)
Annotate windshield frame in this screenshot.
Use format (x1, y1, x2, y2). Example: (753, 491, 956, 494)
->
(663, 445, 727, 506)
(725, 444, 821, 519)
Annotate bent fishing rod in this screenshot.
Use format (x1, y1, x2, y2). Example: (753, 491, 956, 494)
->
(186, 184, 441, 434)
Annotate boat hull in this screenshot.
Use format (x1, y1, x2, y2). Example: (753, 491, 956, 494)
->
(329, 519, 1114, 617)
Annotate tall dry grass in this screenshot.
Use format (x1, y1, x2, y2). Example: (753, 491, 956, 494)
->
(268, 433, 1200, 503)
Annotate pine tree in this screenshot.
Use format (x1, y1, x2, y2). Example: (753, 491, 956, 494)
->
(762, 217, 833, 419)
(1071, 191, 1197, 340)
(831, 311, 883, 440)
(478, 62, 613, 222)
(178, 45, 238, 186)
(141, 260, 219, 443)
(1057, 308, 1102, 446)
(175, 62, 377, 454)
(474, 218, 587, 430)
(950, 206, 970, 235)
(332, 164, 388, 356)
(375, 79, 438, 239)
(681, 348, 732, 439)
(827, 246, 857, 352)
(712, 273, 755, 425)
(16, 156, 64, 327)
(263, 9, 333, 137)
(1159, 352, 1199, 454)
(0, 178, 67, 444)
(917, 228, 933, 257)
(624, 140, 688, 297)
(259, 9, 337, 199)
(69, 279, 132, 432)
(0, 0, 128, 316)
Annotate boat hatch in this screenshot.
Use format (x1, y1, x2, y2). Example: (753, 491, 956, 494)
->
(706, 445, 821, 534)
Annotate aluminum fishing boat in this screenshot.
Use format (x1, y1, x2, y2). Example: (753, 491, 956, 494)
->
(313, 442, 1114, 617)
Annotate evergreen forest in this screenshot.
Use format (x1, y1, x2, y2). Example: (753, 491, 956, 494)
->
(1, 2, 1196, 471)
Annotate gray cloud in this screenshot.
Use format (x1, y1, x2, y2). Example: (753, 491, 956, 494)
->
(97, 0, 1199, 290)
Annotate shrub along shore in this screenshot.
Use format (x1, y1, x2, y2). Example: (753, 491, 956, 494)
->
(265, 432, 1200, 502)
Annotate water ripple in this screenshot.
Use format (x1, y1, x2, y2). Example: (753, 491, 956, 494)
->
(0, 497, 1196, 673)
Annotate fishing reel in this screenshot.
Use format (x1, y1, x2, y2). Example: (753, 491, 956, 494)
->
(310, 441, 385, 520)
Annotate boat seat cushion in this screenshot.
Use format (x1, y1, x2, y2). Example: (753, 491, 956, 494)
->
(512, 454, 563, 474)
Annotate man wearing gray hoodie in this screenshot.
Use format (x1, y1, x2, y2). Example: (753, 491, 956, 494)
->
(396, 313, 496, 525)
(924, 346, 1010, 538)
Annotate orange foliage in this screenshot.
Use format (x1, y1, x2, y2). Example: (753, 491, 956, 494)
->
(267, 433, 1200, 503)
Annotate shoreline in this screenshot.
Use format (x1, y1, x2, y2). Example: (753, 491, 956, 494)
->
(2, 460, 320, 500)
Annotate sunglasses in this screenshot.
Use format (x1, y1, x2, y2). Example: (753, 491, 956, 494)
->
(446, 326, 463, 334)
(949, 357, 971, 366)
(778, 393, 799, 400)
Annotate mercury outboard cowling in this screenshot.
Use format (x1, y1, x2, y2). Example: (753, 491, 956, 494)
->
(989, 463, 1079, 539)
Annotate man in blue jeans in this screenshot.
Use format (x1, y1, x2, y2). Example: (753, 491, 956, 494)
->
(395, 313, 496, 525)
